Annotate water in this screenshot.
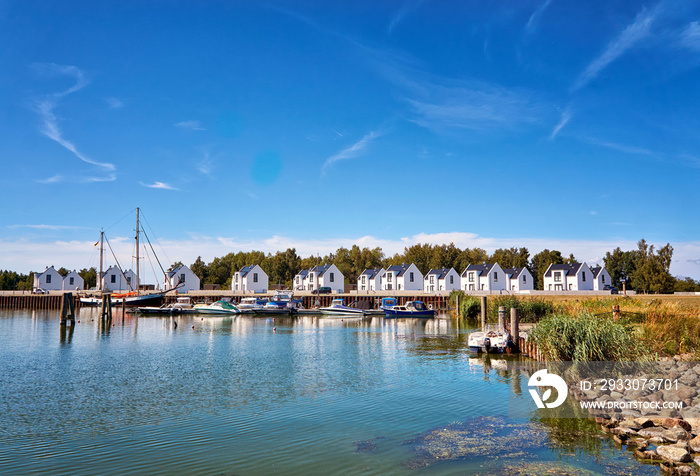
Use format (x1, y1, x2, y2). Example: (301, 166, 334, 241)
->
(0, 310, 658, 475)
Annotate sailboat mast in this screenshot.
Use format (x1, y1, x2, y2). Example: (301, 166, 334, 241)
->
(135, 207, 140, 292)
(99, 230, 104, 292)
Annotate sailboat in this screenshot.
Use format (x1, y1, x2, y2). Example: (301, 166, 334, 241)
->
(80, 208, 166, 307)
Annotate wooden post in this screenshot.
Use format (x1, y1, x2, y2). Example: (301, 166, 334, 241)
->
(612, 305, 621, 319)
(480, 296, 487, 331)
(498, 306, 507, 330)
(60, 292, 76, 326)
(100, 293, 113, 321)
(510, 307, 519, 352)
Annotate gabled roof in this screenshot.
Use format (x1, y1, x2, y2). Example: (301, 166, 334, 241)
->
(386, 263, 411, 277)
(425, 268, 453, 280)
(462, 263, 495, 277)
(359, 268, 383, 279)
(544, 263, 583, 278)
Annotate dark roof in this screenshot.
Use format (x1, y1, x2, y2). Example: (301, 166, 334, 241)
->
(544, 263, 584, 278)
(425, 268, 454, 280)
(461, 263, 495, 277)
(360, 268, 383, 279)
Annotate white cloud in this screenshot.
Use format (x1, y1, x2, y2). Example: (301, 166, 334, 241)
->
(140, 181, 179, 190)
(175, 120, 205, 131)
(321, 130, 384, 175)
(571, 6, 658, 91)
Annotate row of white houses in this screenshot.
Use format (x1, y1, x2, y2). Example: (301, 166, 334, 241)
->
(33, 261, 614, 294)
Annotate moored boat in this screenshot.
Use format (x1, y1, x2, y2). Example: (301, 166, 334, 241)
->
(319, 298, 365, 316)
(383, 300, 435, 318)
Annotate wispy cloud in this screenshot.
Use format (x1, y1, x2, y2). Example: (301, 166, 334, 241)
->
(8, 224, 87, 230)
(571, 6, 659, 91)
(106, 97, 123, 109)
(549, 107, 571, 140)
(321, 130, 384, 175)
(175, 120, 205, 131)
(680, 21, 700, 50)
(140, 181, 179, 190)
(387, 0, 427, 34)
(32, 63, 116, 180)
(525, 0, 555, 35)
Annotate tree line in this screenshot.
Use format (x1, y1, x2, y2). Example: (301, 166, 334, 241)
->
(2, 239, 697, 293)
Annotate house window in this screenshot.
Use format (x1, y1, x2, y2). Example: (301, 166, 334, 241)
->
(409, 272, 414, 282)
(69, 277, 74, 285)
(554, 272, 561, 282)
(494, 272, 498, 282)
(449, 275, 454, 284)
(469, 272, 474, 282)
(582, 272, 586, 282)
(253, 273, 258, 283)
(111, 275, 116, 284)
(180, 273, 186, 283)
(329, 273, 334, 282)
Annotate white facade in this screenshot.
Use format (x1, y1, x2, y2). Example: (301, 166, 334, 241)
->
(232, 265, 268, 293)
(381, 264, 423, 291)
(424, 268, 460, 292)
(591, 266, 613, 291)
(166, 264, 201, 293)
(543, 263, 593, 291)
(504, 267, 534, 292)
(101, 266, 138, 292)
(461, 263, 506, 291)
(302, 264, 344, 293)
(33, 266, 63, 291)
(357, 268, 385, 292)
(62, 270, 85, 291)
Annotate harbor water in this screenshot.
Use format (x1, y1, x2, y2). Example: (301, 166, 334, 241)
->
(0, 309, 658, 475)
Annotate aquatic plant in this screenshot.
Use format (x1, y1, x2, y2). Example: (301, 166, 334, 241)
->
(530, 313, 649, 361)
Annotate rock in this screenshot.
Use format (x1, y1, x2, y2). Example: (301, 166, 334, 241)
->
(689, 435, 700, 452)
(656, 445, 692, 463)
(663, 427, 690, 443)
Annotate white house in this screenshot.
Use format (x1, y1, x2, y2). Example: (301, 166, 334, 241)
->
(293, 269, 309, 290)
(543, 263, 593, 291)
(461, 263, 506, 291)
(503, 267, 534, 292)
(357, 268, 385, 292)
(381, 263, 423, 291)
(165, 264, 200, 293)
(424, 268, 460, 292)
(232, 265, 268, 293)
(101, 266, 137, 292)
(303, 264, 344, 293)
(33, 266, 63, 291)
(62, 270, 84, 291)
(591, 266, 613, 291)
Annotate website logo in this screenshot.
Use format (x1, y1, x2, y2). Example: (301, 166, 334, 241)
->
(528, 369, 568, 409)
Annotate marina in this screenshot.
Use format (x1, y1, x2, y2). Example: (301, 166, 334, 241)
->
(0, 308, 661, 475)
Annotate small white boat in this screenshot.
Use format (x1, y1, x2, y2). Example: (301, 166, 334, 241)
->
(192, 300, 240, 315)
(468, 325, 512, 353)
(319, 298, 365, 316)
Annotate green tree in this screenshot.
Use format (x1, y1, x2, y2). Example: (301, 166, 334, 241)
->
(529, 249, 564, 290)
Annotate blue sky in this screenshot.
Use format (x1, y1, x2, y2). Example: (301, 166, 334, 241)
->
(1, 0, 699, 282)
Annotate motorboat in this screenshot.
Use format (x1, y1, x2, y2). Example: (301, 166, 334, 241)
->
(319, 298, 365, 316)
(468, 325, 512, 353)
(237, 297, 268, 313)
(383, 300, 435, 318)
(128, 296, 193, 315)
(192, 300, 240, 315)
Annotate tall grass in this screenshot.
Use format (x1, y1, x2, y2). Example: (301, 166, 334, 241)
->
(530, 313, 650, 361)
